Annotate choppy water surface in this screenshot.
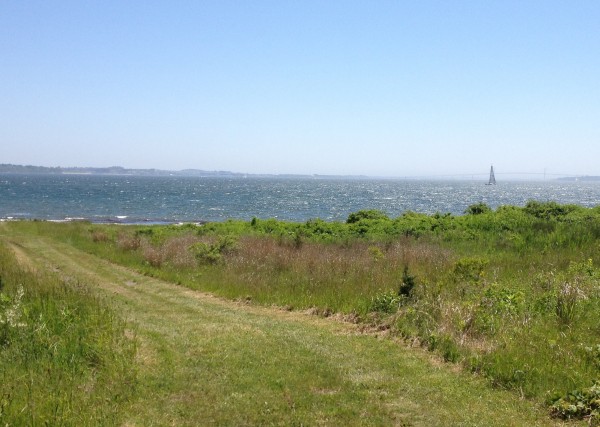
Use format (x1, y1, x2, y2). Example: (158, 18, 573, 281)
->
(1, 174, 599, 223)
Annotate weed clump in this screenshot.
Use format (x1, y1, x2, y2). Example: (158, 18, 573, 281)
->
(369, 291, 401, 313)
(550, 381, 600, 422)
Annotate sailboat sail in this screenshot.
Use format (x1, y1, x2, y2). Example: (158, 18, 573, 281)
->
(487, 166, 496, 185)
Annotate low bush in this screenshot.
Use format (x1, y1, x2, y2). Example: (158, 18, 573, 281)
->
(369, 291, 402, 313)
(465, 202, 492, 215)
(191, 235, 238, 265)
(550, 381, 600, 422)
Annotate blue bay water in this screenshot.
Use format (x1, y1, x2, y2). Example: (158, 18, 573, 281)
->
(1, 174, 600, 223)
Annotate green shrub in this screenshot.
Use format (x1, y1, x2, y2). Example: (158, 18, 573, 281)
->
(583, 345, 600, 370)
(191, 235, 238, 265)
(550, 381, 600, 421)
(346, 209, 390, 224)
(368, 246, 385, 262)
(481, 284, 524, 316)
(465, 202, 491, 215)
(464, 285, 524, 337)
(524, 200, 580, 220)
(452, 257, 489, 284)
(369, 291, 401, 313)
(399, 266, 416, 298)
(426, 333, 462, 363)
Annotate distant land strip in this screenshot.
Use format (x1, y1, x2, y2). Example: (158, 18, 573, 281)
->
(1, 163, 598, 181)
(0, 164, 367, 179)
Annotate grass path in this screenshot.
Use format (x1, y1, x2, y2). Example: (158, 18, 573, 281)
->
(1, 225, 568, 426)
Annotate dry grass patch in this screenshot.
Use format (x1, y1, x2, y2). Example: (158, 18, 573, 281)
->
(227, 236, 454, 298)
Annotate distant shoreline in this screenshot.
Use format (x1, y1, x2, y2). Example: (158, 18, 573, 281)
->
(2, 163, 599, 181)
(0, 163, 368, 180)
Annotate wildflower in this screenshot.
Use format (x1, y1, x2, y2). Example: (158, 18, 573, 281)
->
(0, 285, 27, 329)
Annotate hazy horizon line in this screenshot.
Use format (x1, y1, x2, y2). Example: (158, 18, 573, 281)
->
(1, 162, 597, 181)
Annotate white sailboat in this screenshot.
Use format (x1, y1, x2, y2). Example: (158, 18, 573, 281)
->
(486, 165, 496, 185)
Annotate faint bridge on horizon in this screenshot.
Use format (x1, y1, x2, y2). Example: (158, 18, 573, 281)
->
(393, 171, 598, 181)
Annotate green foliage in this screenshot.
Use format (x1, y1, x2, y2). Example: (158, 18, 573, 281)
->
(369, 291, 401, 313)
(368, 246, 385, 262)
(346, 209, 389, 224)
(399, 266, 416, 298)
(191, 242, 222, 264)
(452, 257, 489, 284)
(301, 218, 344, 241)
(535, 259, 599, 325)
(584, 344, 600, 370)
(465, 202, 492, 215)
(550, 381, 600, 421)
(481, 284, 524, 316)
(191, 235, 238, 265)
(426, 333, 462, 363)
(524, 200, 581, 220)
(466, 284, 525, 336)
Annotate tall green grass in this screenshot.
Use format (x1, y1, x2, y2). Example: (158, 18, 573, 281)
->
(0, 241, 136, 426)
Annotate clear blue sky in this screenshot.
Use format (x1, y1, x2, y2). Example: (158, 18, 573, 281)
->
(1, 1, 599, 177)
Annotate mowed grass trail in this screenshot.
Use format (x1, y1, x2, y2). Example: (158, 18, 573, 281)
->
(1, 226, 567, 426)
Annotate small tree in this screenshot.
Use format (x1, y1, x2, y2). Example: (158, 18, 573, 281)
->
(399, 266, 416, 298)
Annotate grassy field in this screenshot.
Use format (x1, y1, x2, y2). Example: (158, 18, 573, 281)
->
(1, 202, 598, 425)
